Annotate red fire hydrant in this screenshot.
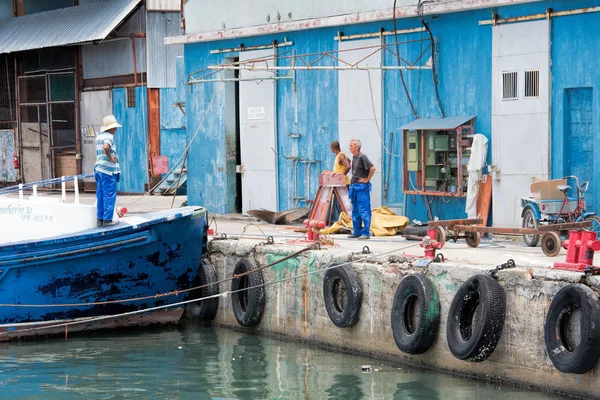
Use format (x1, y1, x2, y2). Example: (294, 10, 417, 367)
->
(420, 228, 444, 259)
(304, 219, 326, 241)
(554, 230, 600, 271)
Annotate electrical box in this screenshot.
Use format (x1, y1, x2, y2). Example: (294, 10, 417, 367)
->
(407, 131, 420, 172)
(401, 117, 476, 198)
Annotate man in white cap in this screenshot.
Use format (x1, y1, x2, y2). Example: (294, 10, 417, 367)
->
(94, 115, 122, 227)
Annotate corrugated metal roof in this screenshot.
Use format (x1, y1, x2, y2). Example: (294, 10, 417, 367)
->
(0, 0, 142, 55)
(399, 116, 476, 130)
(146, 11, 182, 88)
(146, 0, 181, 11)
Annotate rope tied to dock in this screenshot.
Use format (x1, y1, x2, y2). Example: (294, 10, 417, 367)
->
(0, 244, 318, 309)
(0, 241, 423, 337)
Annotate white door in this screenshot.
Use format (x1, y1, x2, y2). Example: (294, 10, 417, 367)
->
(338, 38, 383, 207)
(491, 20, 549, 227)
(239, 49, 278, 213)
(80, 90, 112, 181)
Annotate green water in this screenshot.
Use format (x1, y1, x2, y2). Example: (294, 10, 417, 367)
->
(0, 324, 563, 399)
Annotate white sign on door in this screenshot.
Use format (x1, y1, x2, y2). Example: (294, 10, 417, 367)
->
(247, 107, 266, 120)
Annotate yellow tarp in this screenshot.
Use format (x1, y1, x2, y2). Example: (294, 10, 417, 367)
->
(320, 206, 409, 237)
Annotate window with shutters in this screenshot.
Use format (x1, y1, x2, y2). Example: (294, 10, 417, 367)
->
(525, 70, 540, 98)
(502, 71, 518, 100)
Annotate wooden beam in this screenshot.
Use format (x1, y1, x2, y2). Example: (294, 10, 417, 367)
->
(14, 0, 24, 16)
(428, 219, 483, 227)
(147, 88, 161, 185)
(453, 221, 592, 235)
(538, 221, 592, 232)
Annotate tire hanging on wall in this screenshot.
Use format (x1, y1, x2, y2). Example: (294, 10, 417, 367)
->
(446, 274, 506, 362)
(231, 258, 266, 327)
(184, 257, 219, 322)
(544, 284, 600, 374)
(391, 274, 440, 355)
(323, 265, 363, 328)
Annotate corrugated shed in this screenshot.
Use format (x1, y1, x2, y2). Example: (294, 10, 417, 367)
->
(147, 0, 181, 11)
(147, 12, 183, 88)
(113, 86, 148, 193)
(0, 0, 142, 54)
(81, 6, 147, 79)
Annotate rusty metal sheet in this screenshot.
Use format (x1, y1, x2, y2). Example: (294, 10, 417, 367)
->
(148, 88, 161, 180)
(247, 207, 309, 225)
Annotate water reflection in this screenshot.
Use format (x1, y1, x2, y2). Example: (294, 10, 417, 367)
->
(394, 381, 440, 400)
(325, 374, 364, 400)
(0, 325, 566, 399)
(231, 335, 269, 399)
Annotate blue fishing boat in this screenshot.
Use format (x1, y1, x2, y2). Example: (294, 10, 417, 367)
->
(0, 175, 207, 340)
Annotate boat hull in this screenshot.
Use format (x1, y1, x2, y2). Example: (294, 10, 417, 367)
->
(0, 207, 207, 338)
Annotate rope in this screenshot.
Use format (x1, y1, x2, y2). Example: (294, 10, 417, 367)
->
(0, 245, 316, 308)
(123, 80, 223, 209)
(0, 241, 422, 337)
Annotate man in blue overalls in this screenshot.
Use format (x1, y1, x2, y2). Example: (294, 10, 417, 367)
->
(94, 115, 122, 228)
(348, 139, 376, 240)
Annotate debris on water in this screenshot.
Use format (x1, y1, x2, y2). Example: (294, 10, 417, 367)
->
(178, 346, 182, 349)
(361, 365, 372, 373)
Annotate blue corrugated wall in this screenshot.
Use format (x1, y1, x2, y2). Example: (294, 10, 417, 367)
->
(113, 87, 148, 193)
(551, 2, 600, 215)
(183, 0, 600, 219)
(160, 88, 187, 170)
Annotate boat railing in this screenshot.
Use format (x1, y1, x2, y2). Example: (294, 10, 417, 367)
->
(0, 174, 93, 204)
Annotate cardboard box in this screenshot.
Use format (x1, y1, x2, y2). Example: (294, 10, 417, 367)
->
(530, 177, 567, 200)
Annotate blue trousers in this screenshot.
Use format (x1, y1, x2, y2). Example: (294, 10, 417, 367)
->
(95, 171, 117, 221)
(349, 183, 372, 237)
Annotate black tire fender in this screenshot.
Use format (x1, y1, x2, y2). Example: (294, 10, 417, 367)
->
(446, 274, 506, 362)
(391, 274, 440, 355)
(231, 258, 266, 327)
(323, 265, 363, 328)
(544, 284, 600, 374)
(184, 257, 219, 322)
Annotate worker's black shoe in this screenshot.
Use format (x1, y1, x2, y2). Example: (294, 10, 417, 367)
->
(347, 235, 360, 238)
(97, 219, 103, 227)
(103, 220, 119, 227)
(358, 235, 370, 240)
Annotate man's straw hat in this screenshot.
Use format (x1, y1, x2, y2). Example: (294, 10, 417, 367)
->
(100, 115, 122, 133)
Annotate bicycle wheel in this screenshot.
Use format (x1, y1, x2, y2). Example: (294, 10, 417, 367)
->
(522, 208, 540, 247)
(584, 214, 600, 239)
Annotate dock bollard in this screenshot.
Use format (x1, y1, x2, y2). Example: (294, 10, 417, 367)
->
(553, 230, 600, 271)
(420, 228, 444, 259)
(303, 219, 326, 242)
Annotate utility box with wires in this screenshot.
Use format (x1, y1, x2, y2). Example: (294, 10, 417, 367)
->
(400, 116, 475, 198)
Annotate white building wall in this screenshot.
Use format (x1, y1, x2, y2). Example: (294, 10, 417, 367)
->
(491, 20, 550, 228)
(182, 0, 541, 36)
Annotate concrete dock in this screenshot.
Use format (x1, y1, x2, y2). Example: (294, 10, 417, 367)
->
(205, 219, 600, 399)
(16, 192, 600, 398)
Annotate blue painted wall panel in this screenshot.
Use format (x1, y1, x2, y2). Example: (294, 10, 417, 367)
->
(551, 2, 600, 215)
(113, 87, 148, 193)
(160, 88, 187, 170)
(183, 0, 600, 219)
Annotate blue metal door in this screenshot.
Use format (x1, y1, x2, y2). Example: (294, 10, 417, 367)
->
(565, 88, 596, 213)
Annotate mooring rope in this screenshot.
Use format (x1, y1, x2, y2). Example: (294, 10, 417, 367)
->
(0, 242, 423, 337)
(0, 244, 317, 308)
